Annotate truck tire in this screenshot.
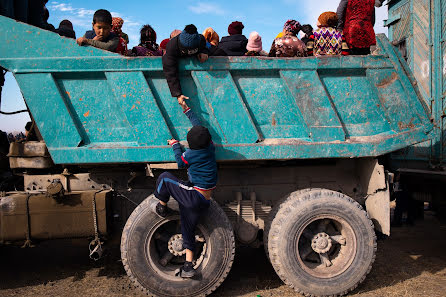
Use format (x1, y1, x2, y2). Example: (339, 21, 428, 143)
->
(267, 189, 377, 297)
(264, 188, 315, 259)
(121, 195, 235, 297)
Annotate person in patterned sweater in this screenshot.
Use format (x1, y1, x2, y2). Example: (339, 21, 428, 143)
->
(307, 12, 349, 57)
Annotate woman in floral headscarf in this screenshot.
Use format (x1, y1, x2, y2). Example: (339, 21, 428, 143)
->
(111, 17, 128, 55)
(131, 24, 162, 56)
(268, 19, 307, 57)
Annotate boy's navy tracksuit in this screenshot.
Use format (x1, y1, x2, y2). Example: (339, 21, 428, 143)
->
(154, 107, 217, 251)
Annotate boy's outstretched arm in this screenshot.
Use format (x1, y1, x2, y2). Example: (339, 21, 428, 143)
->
(179, 101, 201, 126)
(168, 139, 187, 169)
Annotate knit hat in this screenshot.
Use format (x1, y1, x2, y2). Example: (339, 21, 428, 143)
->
(318, 12, 338, 28)
(187, 125, 211, 150)
(283, 20, 302, 35)
(246, 31, 262, 52)
(160, 38, 169, 50)
(228, 21, 244, 35)
(179, 24, 201, 49)
(202, 27, 220, 46)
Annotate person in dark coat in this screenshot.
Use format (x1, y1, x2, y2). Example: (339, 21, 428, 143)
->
(218, 21, 248, 56)
(162, 24, 209, 106)
(337, 0, 384, 55)
(56, 20, 76, 39)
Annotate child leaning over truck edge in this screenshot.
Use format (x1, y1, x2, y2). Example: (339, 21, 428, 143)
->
(162, 24, 209, 106)
(153, 101, 217, 278)
(76, 9, 119, 53)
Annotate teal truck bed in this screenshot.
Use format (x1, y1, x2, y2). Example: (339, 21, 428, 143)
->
(0, 16, 433, 165)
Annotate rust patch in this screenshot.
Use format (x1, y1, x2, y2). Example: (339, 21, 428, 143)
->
(66, 91, 71, 98)
(136, 101, 141, 105)
(122, 94, 127, 98)
(79, 98, 82, 101)
(130, 105, 135, 110)
(83, 111, 90, 117)
(376, 72, 398, 88)
(398, 118, 416, 130)
(271, 112, 277, 126)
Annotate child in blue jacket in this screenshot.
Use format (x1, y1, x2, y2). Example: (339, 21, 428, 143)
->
(153, 101, 217, 278)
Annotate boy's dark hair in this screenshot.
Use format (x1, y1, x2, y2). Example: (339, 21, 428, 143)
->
(140, 24, 157, 44)
(93, 9, 112, 25)
(187, 126, 211, 150)
(301, 24, 313, 36)
(59, 20, 73, 30)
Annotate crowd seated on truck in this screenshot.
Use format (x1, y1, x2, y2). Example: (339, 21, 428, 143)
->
(0, 0, 385, 58)
(0, 0, 386, 114)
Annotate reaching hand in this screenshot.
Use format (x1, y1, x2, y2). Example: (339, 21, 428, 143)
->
(198, 53, 209, 63)
(167, 139, 178, 146)
(76, 37, 87, 45)
(179, 100, 189, 111)
(177, 95, 189, 106)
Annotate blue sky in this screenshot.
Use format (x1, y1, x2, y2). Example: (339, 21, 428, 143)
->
(0, 0, 388, 133)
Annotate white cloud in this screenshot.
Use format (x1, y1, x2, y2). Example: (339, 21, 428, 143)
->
(188, 2, 225, 15)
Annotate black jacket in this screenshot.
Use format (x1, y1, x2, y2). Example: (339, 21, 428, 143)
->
(218, 34, 248, 56)
(208, 44, 227, 56)
(162, 35, 209, 97)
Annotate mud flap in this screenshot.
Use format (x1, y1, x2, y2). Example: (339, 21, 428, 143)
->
(359, 158, 390, 235)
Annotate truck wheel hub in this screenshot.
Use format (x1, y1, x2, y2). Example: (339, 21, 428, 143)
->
(311, 232, 332, 254)
(168, 234, 186, 256)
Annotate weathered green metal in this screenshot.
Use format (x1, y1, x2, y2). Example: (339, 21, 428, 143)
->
(387, 0, 445, 165)
(0, 16, 433, 165)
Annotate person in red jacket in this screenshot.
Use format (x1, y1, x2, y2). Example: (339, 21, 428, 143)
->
(337, 0, 383, 55)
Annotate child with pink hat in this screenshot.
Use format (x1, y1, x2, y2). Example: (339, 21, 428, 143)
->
(245, 31, 268, 56)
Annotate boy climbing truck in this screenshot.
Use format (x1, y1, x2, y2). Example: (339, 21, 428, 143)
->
(0, 14, 437, 297)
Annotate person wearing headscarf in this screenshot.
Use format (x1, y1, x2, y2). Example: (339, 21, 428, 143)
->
(218, 21, 248, 56)
(160, 38, 170, 55)
(56, 19, 76, 39)
(162, 24, 209, 105)
(170, 29, 182, 39)
(337, 0, 383, 55)
(268, 20, 307, 57)
(202, 27, 226, 56)
(112, 17, 129, 43)
(131, 24, 162, 56)
(111, 17, 128, 55)
(307, 12, 349, 56)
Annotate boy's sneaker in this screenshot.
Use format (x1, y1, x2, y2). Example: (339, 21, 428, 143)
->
(175, 261, 196, 278)
(155, 202, 169, 217)
(149, 199, 170, 218)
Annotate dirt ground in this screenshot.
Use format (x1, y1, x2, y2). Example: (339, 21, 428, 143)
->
(1, 212, 445, 297)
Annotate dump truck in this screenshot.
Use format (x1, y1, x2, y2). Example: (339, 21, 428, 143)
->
(0, 15, 434, 297)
